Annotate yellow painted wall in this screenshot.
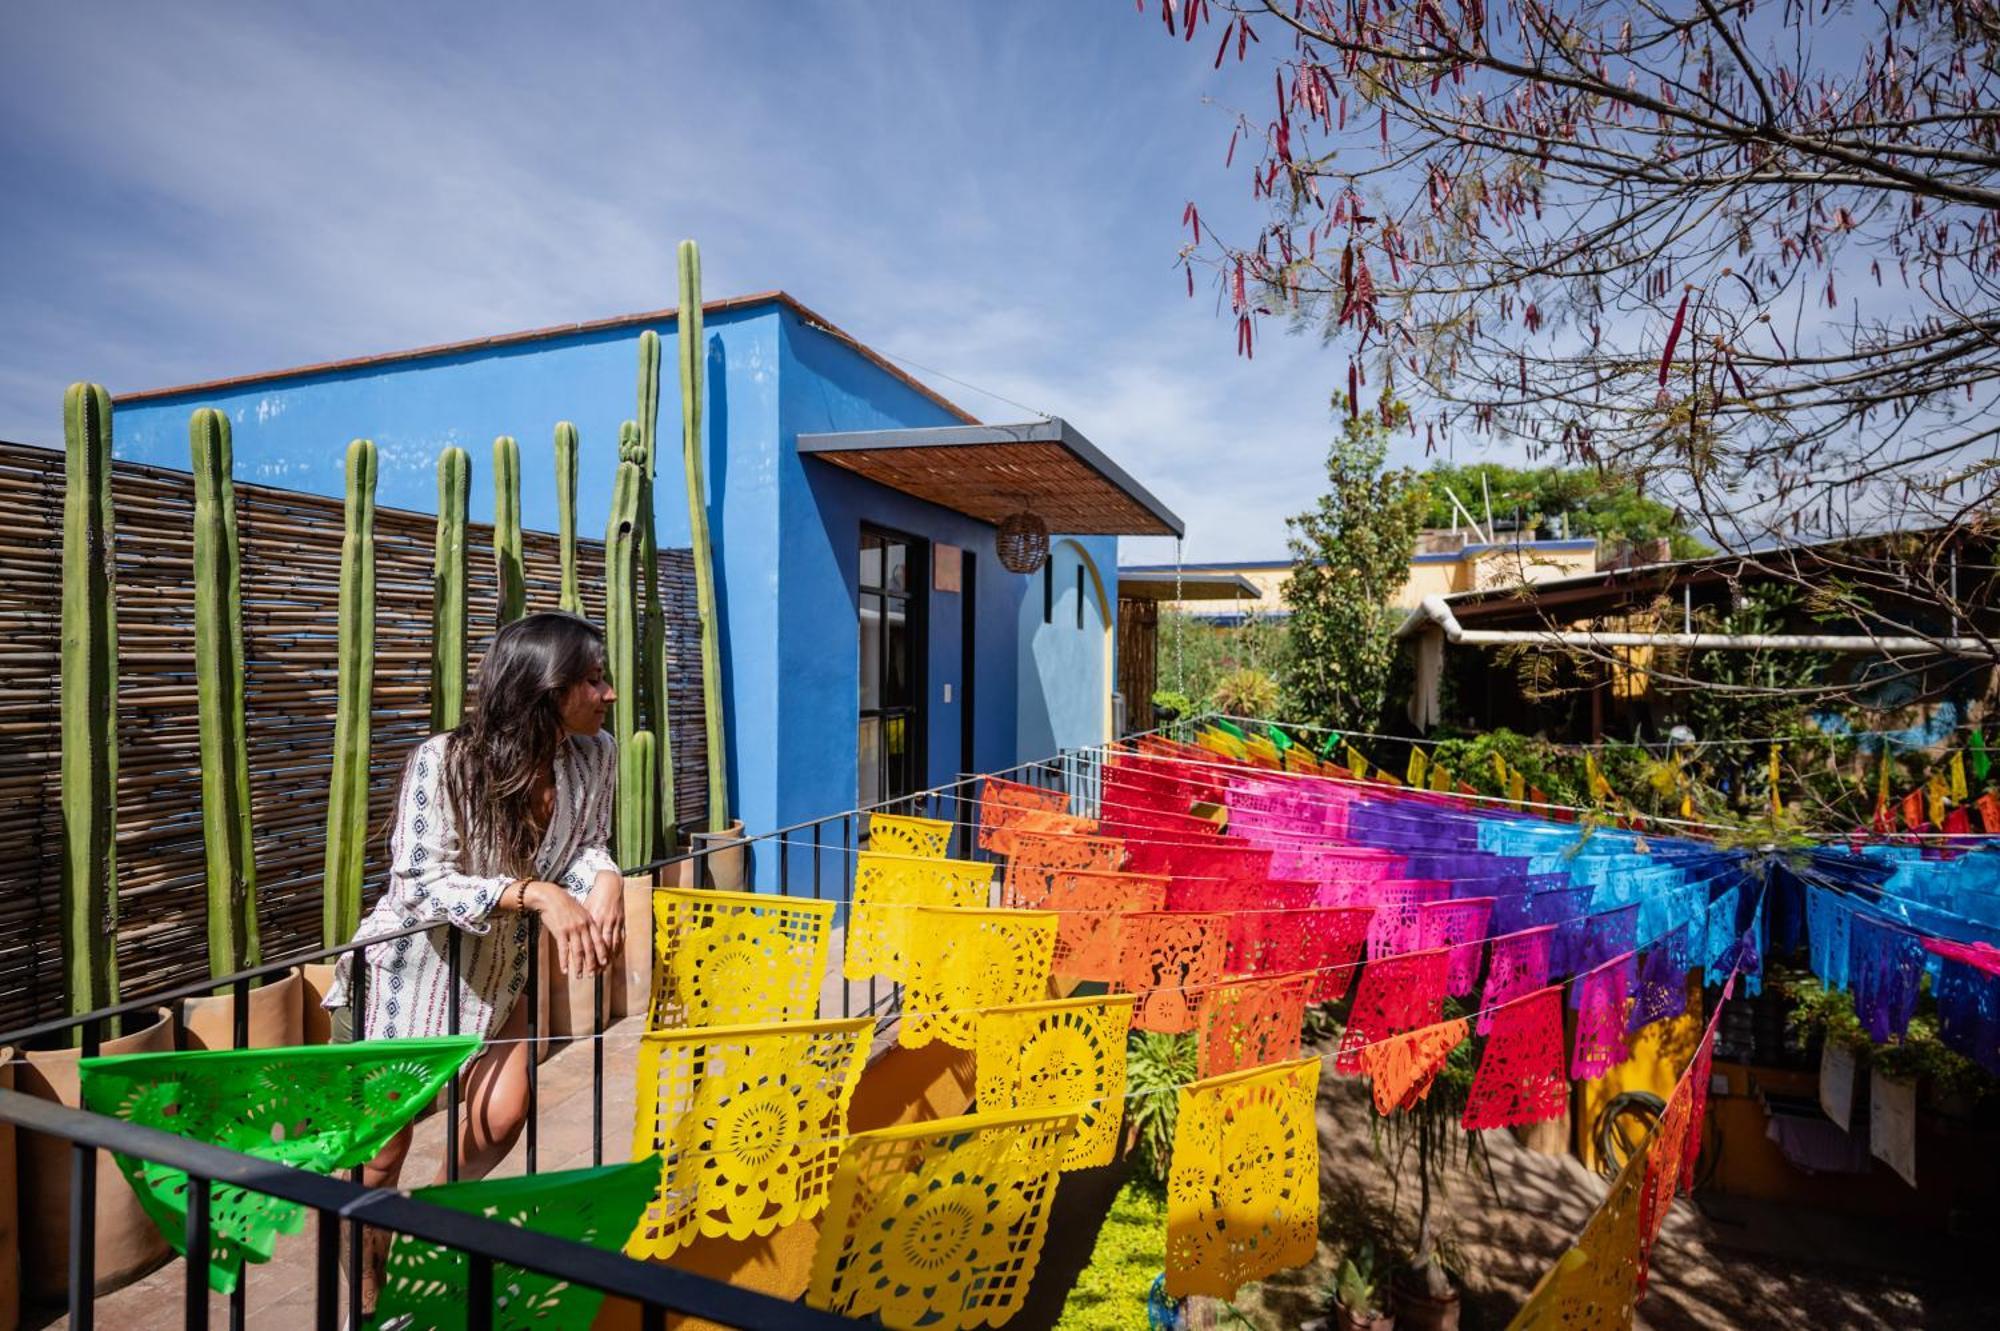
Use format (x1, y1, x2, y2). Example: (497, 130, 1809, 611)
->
(1573, 979, 1703, 1173)
(1159, 541, 1599, 617)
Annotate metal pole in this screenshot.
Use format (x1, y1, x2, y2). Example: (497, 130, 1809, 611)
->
(525, 917, 540, 1175)
(446, 930, 461, 1183)
(185, 1176, 213, 1331)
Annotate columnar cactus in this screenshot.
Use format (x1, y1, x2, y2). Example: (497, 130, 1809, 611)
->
(493, 434, 525, 625)
(634, 331, 676, 850)
(605, 425, 650, 868)
(323, 439, 377, 947)
(678, 240, 730, 831)
(190, 408, 259, 977)
(432, 446, 470, 732)
(553, 422, 582, 615)
(630, 729, 657, 866)
(61, 382, 121, 1016)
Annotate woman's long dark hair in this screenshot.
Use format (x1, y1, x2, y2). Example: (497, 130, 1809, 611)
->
(442, 611, 606, 877)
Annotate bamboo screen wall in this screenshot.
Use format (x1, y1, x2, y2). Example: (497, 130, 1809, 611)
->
(0, 438, 706, 1030)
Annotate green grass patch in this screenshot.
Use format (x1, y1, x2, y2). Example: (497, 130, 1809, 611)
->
(1055, 1179, 1169, 1331)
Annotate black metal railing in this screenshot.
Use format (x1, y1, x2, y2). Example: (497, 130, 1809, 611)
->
(0, 1088, 855, 1331)
(0, 731, 1166, 1330)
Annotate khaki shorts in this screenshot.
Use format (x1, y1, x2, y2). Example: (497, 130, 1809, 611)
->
(329, 1004, 356, 1044)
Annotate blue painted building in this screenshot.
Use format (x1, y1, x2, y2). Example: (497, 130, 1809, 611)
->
(114, 292, 1180, 868)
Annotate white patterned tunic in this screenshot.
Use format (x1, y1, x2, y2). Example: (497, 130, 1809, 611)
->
(325, 730, 620, 1039)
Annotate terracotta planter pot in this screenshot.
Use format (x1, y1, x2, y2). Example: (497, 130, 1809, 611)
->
(16, 1008, 174, 1302)
(691, 820, 747, 890)
(1390, 1280, 1459, 1331)
(547, 953, 605, 1041)
(1, 1047, 19, 1331)
(1512, 1102, 1571, 1157)
(300, 961, 337, 1045)
(663, 854, 698, 889)
(180, 966, 304, 1051)
(610, 875, 655, 1021)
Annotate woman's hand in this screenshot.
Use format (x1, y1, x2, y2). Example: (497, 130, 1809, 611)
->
(585, 871, 625, 961)
(523, 880, 608, 976)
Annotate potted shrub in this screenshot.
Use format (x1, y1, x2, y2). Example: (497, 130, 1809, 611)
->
(1327, 1244, 1393, 1331)
(1375, 1003, 1483, 1331)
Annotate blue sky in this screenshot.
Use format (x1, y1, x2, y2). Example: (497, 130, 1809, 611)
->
(0, 1, 1472, 563)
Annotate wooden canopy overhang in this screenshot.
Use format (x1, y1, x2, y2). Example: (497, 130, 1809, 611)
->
(1117, 570, 1262, 602)
(796, 418, 1183, 538)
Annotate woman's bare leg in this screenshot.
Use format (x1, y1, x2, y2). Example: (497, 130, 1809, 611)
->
(448, 994, 532, 1182)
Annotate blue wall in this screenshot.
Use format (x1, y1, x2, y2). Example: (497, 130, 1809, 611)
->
(1018, 537, 1114, 759)
(113, 296, 1124, 888)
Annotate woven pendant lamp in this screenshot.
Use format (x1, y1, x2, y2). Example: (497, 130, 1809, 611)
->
(997, 504, 1049, 575)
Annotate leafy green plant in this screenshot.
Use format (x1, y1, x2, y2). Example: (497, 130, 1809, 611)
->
(1126, 1031, 1199, 1186)
(1211, 667, 1280, 719)
(1053, 1181, 1168, 1331)
(1151, 689, 1196, 722)
(1154, 612, 1290, 712)
(1785, 975, 1994, 1103)
(1329, 1242, 1383, 1319)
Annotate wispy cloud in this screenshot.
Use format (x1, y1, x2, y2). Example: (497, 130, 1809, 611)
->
(0, 2, 1502, 561)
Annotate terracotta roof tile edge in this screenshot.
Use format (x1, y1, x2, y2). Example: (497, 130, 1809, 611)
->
(112, 290, 978, 425)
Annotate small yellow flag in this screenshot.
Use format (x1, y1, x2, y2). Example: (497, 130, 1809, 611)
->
(1876, 750, 1892, 816)
(1583, 751, 1613, 803)
(1429, 764, 1453, 794)
(1508, 769, 1527, 809)
(1928, 773, 1949, 827)
(1492, 752, 1509, 788)
(1345, 743, 1370, 781)
(1407, 747, 1429, 788)
(1950, 751, 1969, 803)
(1768, 743, 1783, 816)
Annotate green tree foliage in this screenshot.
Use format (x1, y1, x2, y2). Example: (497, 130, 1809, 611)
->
(1418, 461, 1708, 558)
(1281, 399, 1430, 730)
(1152, 612, 1288, 715)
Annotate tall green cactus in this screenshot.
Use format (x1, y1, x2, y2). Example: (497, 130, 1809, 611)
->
(190, 408, 259, 977)
(678, 240, 730, 831)
(634, 331, 677, 851)
(323, 440, 377, 947)
(605, 426, 650, 868)
(553, 422, 582, 615)
(432, 446, 470, 732)
(61, 382, 121, 1017)
(493, 434, 524, 625)
(630, 729, 657, 867)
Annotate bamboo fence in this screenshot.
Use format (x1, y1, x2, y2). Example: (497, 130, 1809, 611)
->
(0, 438, 705, 1029)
